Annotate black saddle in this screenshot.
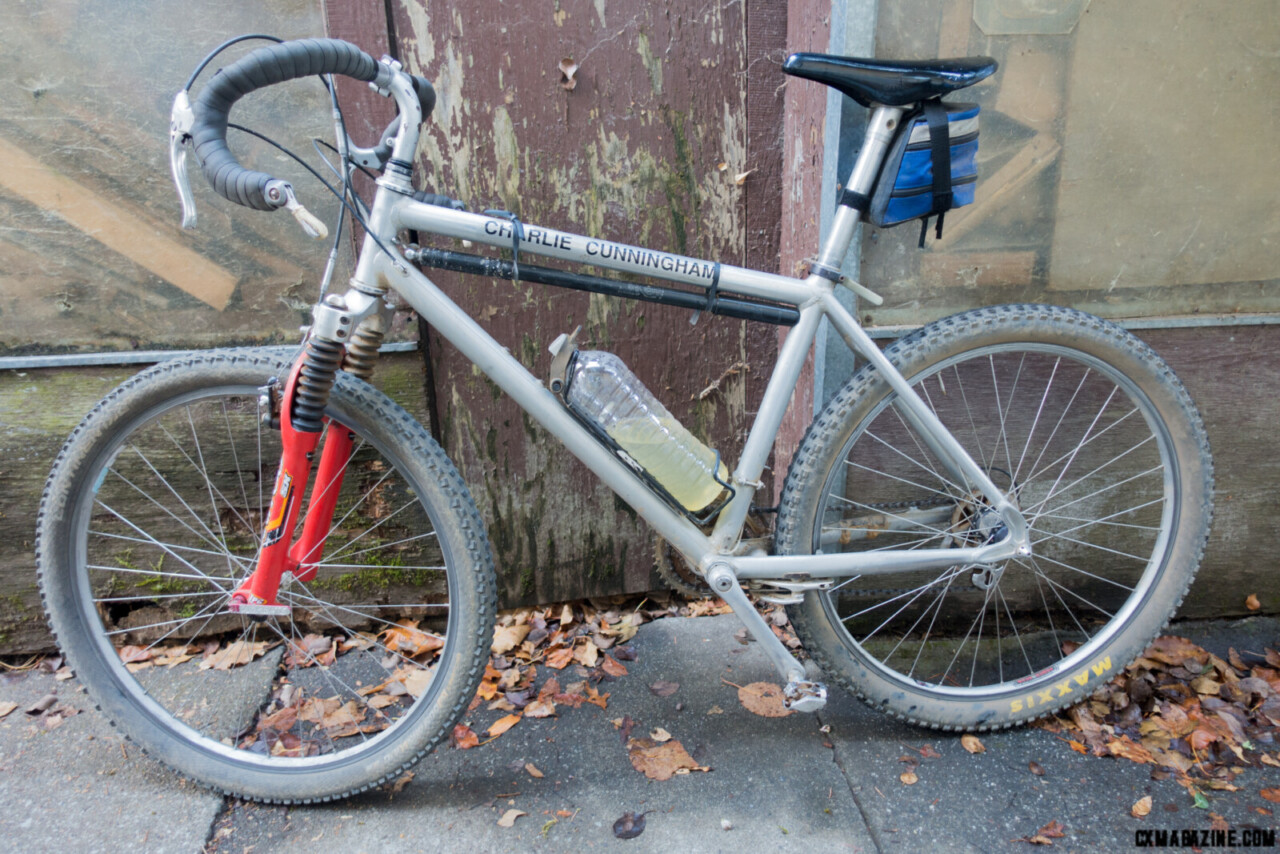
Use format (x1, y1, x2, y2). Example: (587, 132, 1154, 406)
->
(782, 53, 997, 107)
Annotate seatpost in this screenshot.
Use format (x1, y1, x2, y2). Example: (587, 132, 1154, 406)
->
(814, 105, 903, 269)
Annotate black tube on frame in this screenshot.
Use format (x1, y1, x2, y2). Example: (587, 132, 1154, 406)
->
(409, 247, 800, 327)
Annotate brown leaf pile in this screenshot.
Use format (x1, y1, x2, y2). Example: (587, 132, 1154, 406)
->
(451, 598, 684, 749)
(1040, 636, 1280, 804)
(83, 591, 757, 759)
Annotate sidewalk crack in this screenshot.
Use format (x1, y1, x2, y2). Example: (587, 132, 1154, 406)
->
(817, 712, 884, 854)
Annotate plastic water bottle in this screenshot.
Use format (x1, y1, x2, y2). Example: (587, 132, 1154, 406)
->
(566, 351, 728, 512)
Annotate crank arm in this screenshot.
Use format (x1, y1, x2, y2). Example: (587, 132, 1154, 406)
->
(705, 562, 826, 712)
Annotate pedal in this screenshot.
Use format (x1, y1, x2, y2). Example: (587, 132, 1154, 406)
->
(783, 679, 828, 713)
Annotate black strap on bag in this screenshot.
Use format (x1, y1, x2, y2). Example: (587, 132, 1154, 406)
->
(917, 99, 953, 248)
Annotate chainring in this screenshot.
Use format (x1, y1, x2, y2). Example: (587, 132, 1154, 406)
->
(654, 536, 714, 599)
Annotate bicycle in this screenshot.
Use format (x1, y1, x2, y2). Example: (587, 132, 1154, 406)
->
(35, 37, 1213, 803)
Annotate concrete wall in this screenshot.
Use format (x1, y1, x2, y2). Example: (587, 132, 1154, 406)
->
(839, 0, 1279, 619)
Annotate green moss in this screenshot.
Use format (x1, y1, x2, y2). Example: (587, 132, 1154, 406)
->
(659, 107, 700, 256)
(613, 493, 637, 522)
(135, 557, 202, 595)
(521, 412, 539, 443)
(519, 564, 536, 597)
(310, 561, 431, 595)
(486, 427, 499, 464)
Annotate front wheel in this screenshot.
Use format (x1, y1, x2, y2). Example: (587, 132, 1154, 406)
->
(777, 305, 1213, 730)
(37, 351, 496, 802)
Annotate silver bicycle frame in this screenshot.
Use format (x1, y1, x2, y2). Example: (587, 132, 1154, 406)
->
(321, 68, 1031, 685)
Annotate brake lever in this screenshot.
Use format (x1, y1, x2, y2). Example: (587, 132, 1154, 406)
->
(169, 90, 198, 229)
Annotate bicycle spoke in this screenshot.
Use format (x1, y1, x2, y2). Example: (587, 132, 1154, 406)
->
(1023, 549, 1137, 592)
(805, 324, 1198, 709)
(1012, 355, 1060, 486)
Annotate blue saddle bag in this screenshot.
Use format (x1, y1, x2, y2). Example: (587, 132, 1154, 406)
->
(867, 100, 979, 245)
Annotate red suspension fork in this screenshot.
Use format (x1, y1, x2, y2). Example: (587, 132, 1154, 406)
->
(229, 337, 349, 614)
(288, 425, 354, 582)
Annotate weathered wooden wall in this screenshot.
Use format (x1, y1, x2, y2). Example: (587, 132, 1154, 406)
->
(0, 0, 799, 652)
(1138, 326, 1280, 619)
(772, 0, 832, 499)
(0, 0, 424, 652)
(382, 0, 790, 606)
(0, 353, 434, 653)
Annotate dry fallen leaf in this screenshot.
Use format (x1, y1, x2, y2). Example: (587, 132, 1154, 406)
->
(626, 737, 709, 781)
(545, 647, 575, 670)
(390, 771, 414, 793)
(960, 734, 986, 754)
(383, 620, 444, 658)
(488, 713, 521, 738)
(649, 680, 679, 698)
(1246, 594, 1262, 611)
(601, 655, 628, 678)
(525, 762, 544, 778)
(0, 701, 17, 719)
(1020, 819, 1067, 845)
(1261, 788, 1280, 803)
(1131, 796, 1152, 818)
(733, 169, 756, 186)
(1029, 761, 1045, 776)
(574, 639, 599, 667)
(650, 727, 672, 743)
(900, 770, 919, 785)
(524, 698, 556, 719)
(497, 808, 526, 828)
(452, 724, 480, 750)
(492, 624, 531, 655)
(199, 639, 271, 671)
(26, 694, 57, 715)
(613, 810, 648, 839)
(737, 682, 792, 718)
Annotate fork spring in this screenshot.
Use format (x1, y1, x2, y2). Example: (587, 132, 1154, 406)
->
(341, 317, 385, 381)
(291, 336, 344, 432)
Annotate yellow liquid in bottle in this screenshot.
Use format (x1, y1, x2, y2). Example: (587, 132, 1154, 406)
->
(607, 417, 729, 511)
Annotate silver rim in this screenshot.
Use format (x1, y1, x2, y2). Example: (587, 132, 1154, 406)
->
(812, 342, 1177, 699)
(70, 380, 459, 770)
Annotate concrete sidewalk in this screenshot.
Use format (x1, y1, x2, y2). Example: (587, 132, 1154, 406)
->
(1, 614, 1277, 853)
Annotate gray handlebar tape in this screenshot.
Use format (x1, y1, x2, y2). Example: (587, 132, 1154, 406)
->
(189, 38, 435, 210)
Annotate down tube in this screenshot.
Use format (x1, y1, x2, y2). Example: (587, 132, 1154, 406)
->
(369, 253, 715, 563)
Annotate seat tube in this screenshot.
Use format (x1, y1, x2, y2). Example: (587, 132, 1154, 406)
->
(815, 105, 903, 269)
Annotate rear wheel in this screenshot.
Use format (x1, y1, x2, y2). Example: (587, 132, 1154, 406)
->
(37, 350, 495, 801)
(777, 306, 1213, 729)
